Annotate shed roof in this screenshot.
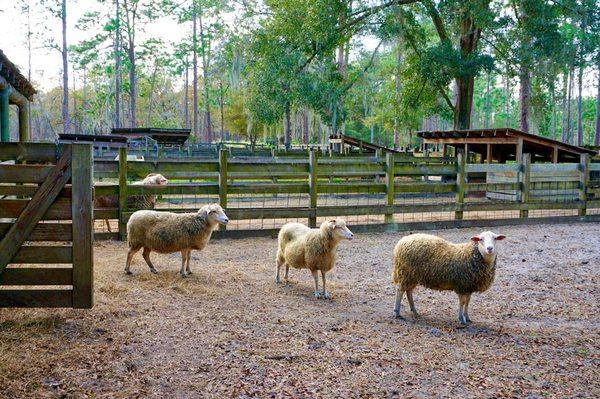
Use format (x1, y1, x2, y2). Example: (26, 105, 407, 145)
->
(0, 50, 36, 101)
(417, 128, 595, 162)
(111, 128, 191, 145)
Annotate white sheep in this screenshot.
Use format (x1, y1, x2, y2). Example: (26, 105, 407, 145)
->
(125, 203, 229, 277)
(276, 219, 354, 299)
(391, 231, 506, 324)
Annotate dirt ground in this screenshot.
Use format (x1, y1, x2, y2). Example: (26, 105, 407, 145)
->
(1, 222, 599, 398)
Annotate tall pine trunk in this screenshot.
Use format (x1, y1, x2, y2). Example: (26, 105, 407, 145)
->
(519, 66, 531, 133)
(576, 62, 584, 146)
(61, 0, 69, 134)
(484, 72, 491, 128)
(561, 71, 569, 142)
(454, 77, 474, 129)
(114, 0, 121, 128)
(565, 65, 574, 144)
(302, 109, 309, 144)
(393, 37, 401, 149)
(504, 69, 510, 127)
(595, 65, 600, 146)
(184, 61, 189, 129)
(284, 102, 291, 150)
(192, 0, 199, 139)
(199, 8, 212, 143)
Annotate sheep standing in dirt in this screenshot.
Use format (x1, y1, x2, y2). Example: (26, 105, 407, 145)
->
(95, 173, 168, 232)
(125, 203, 229, 277)
(392, 231, 506, 324)
(276, 219, 354, 299)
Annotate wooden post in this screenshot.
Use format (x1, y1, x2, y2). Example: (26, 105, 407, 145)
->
(385, 152, 395, 223)
(219, 149, 228, 230)
(71, 144, 94, 309)
(552, 146, 558, 164)
(308, 149, 318, 227)
(18, 103, 29, 142)
(519, 153, 530, 218)
(516, 138, 524, 163)
(455, 151, 466, 220)
(486, 144, 492, 164)
(118, 147, 128, 240)
(0, 87, 9, 142)
(579, 153, 590, 216)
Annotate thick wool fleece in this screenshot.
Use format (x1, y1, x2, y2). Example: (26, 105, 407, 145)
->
(277, 222, 340, 273)
(392, 233, 496, 295)
(127, 207, 216, 253)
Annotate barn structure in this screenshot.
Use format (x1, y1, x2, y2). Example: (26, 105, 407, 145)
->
(417, 128, 596, 163)
(111, 128, 191, 146)
(0, 50, 35, 142)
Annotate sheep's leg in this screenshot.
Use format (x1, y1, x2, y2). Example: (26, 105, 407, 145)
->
(142, 247, 158, 274)
(464, 294, 472, 323)
(311, 269, 321, 299)
(457, 294, 468, 325)
(275, 258, 283, 284)
(284, 265, 289, 282)
(104, 219, 112, 233)
(406, 289, 419, 318)
(185, 250, 192, 275)
(125, 247, 141, 275)
(393, 287, 404, 319)
(180, 250, 189, 277)
(321, 270, 330, 299)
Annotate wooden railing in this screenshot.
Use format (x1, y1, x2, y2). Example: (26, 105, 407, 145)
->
(93, 149, 600, 239)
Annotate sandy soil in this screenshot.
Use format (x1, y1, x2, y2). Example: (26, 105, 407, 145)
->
(1, 222, 599, 398)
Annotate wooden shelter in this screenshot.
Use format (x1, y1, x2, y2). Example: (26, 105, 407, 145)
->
(59, 133, 128, 147)
(329, 134, 400, 154)
(0, 50, 36, 142)
(417, 128, 596, 163)
(111, 128, 191, 146)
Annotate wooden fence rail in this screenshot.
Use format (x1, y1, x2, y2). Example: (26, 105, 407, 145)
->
(92, 148, 600, 239)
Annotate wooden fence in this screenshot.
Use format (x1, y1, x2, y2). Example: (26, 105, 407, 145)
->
(92, 149, 600, 239)
(0, 143, 94, 308)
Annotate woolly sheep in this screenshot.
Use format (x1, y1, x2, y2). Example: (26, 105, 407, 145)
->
(125, 203, 229, 277)
(391, 231, 506, 324)
(276, 219, 354, 299)
(95, 173, 169, 232)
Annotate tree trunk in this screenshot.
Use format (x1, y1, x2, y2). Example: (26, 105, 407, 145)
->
(505, 70, 510, 127)
(519, 66, 531, 133)
(561, 71, 568, 142)
(114, 0, 121, 129)
(219, 81, 224, 141)
(302, 109, 309, 144)
(61, 0, 69, 134)
(576, 60, 584, 146)
(550, 81, 557, 139)
(393, 37, 401, 149)
(184, 60, 189, 129)
(484, 72, 491, 128)
(595, 66, 600, 146)
(565, 65, 574, 143)
(198, 8, 212, 143)
(192, 0, 199, 139)
(454, 77, 474, 129)
(284, 102, 291, 150)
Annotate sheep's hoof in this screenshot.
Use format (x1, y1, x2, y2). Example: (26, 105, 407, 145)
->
(186, 270, 193, 275)
(125, 270, 132, 275)
(150, 268, 159, 274)
(323, 291, 331, 300)
(180, 272, 188, 278)
(465, 318, 472, 324)
(394, 312, 404, 320)
(275, 277, 282, 284)
(458, 318, 467, 326)
(314, 291, 322, 299)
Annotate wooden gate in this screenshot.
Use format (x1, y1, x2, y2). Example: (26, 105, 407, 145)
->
(0, 143, 93, 308)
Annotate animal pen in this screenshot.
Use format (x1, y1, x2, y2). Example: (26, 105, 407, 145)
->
(93, 143, 600, 240)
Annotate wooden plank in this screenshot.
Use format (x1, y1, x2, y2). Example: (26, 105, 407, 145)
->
(0, 289, 73, 308)
(466, 183, 520, 192)
(225, 207, 313, 220)
(395, 182, 456, 194)
(118, 147, 127, 241)
(579, 154, 590, 216)
(520, 153, 531, 218)
(395, 164, 456, 176)
(318, 182, 387, 194)
(455, 152, 466, 220)
(385, 152, 394, 223)
(0, 267, 73, 285)
(0, 143, 66, 162)
(94, 209, 118, 219)
(71, 144, 94, 309)
(126, 183, 218, 195)
(0, 222, 72, 241)
(0, 147, 72, 274)
(0, 198, 73, 219)
(228, 162, 307, 175)
(466, 164, 520, 173)
(126, 161, 219, 178)
(94, 185, 119, 196)
(219, 149, 228, 232)
(11, 246, 73, 264)
(422, 137, 518, 144)
(308, 150, 317, 227)
(530, 163, 579, 173)
(228, 183, 307, 195)
(0, 185, 72, 197)
(0, 164, 55, 183)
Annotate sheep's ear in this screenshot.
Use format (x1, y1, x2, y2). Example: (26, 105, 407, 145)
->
(328, 220, 337, 227)
(470, 236, 481, 242)
(495, 234, 506, 241)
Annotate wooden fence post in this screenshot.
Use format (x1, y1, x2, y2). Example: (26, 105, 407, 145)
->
(455, 151, 466, 220)
(71, 144, 94, 309)
(309, 149, 318, 227)
(118, 147, 128, 240)
(219, 149, 228, 230)
(520, 153, 531, 218)
(579, 153, 590, 216)
(385, 152, 395, 223)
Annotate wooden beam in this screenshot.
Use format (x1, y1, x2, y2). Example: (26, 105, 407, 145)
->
(516, 138, 524, 163)
(0, 146, 72, 273)
(486, 143, 492, 164)
(0, 86, 8, 142)
(18, 102, 28, 142)
(422, 137, 518, 145)
(552, 146, 558, 163)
